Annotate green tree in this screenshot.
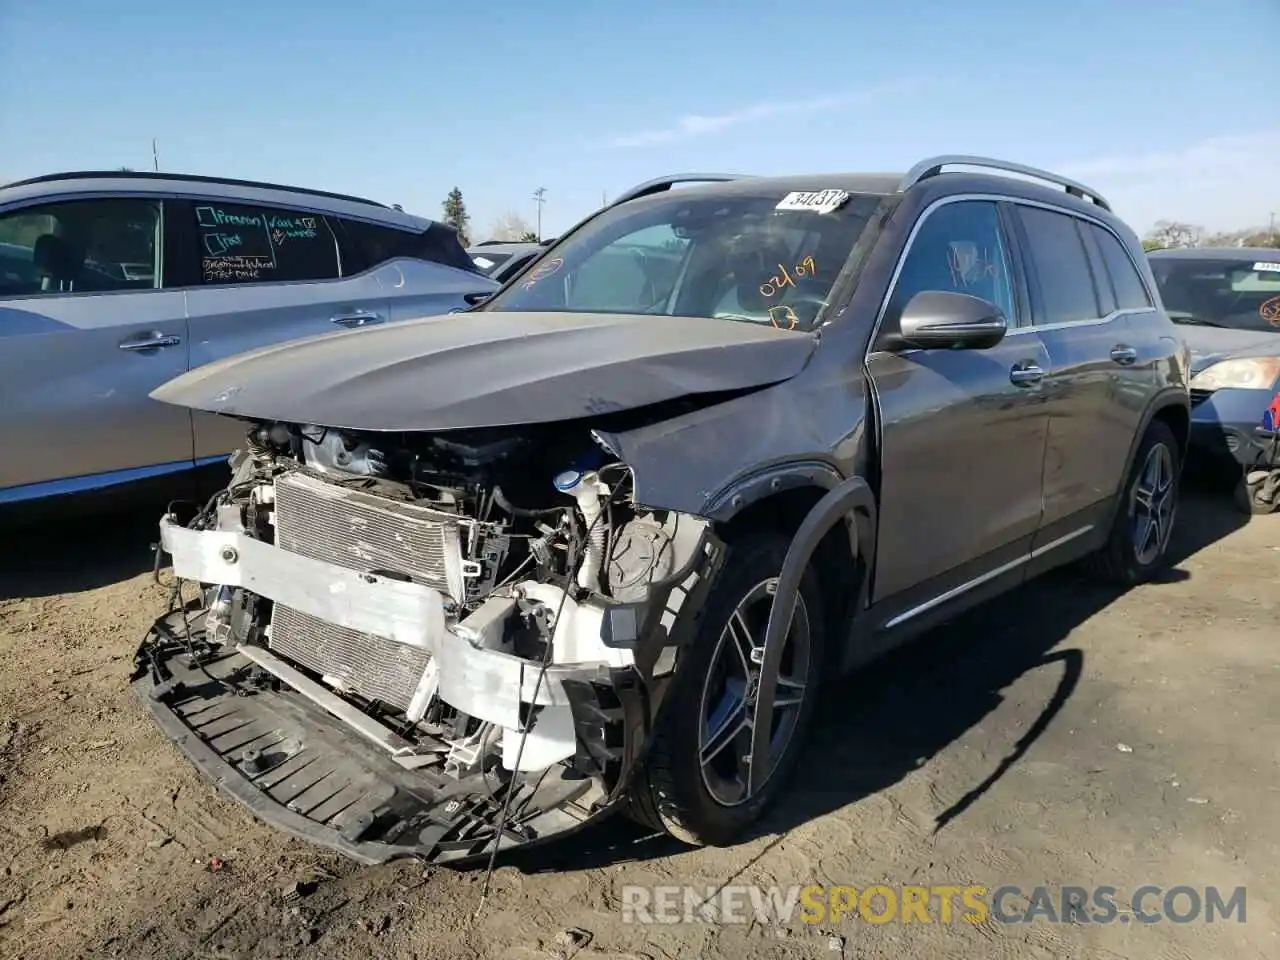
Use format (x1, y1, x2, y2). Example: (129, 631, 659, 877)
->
(518, 231, 539, 243)
(1141, 238, 1166, 252)
(442, 187, 471, 246)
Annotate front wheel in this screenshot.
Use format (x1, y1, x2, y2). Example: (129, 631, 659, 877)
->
(1081, 419, 1181, 586)
(629, 531, 825, 846)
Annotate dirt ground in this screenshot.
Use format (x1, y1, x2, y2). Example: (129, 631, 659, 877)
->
(1, 489, 1277, 960)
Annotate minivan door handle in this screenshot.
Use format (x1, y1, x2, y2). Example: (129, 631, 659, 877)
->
(1110, 344, 1138, 365)
(330, 310, 385, 328)
(119, 333, 182, 351)
(1009, 362, 1045, 386)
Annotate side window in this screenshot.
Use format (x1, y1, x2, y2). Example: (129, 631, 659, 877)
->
(0, 198, 161, 298)
(338, 218, 479, 275)
(566, 224, 690, 312)
(194, 202, 339, 285)
(1017, 206, 1100, 324)
(885, 200, 1015, 329)
(1090, 224, 1153, 311)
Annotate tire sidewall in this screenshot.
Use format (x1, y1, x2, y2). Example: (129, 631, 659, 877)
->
(650, 533, 826, 845)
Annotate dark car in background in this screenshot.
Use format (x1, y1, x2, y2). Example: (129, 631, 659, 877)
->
(467, 240, 554, 284)
(1148, 247, 1280, 510)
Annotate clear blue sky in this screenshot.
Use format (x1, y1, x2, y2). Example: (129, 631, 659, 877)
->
(2, 0, 1276, 239)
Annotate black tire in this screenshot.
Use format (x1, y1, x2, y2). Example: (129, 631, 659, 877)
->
(1233, 474, 1280, 515)
(1081, 419, 1181, 586)
(629, 531, 825, 846)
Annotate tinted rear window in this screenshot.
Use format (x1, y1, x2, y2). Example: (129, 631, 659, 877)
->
(1017, 207, 1100, 324)
(340, 219, 480, 274)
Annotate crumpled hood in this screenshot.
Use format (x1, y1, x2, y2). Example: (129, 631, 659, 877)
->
(1179, 325, 1280, 375)
(151, 311, 815, 432)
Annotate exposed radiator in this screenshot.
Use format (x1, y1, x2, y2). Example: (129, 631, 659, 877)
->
(268, 471, 464, 711)
(269, 605, 429, 711)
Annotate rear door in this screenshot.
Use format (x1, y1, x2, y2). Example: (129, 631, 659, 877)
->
(867, 198, 1052, 606)
(1012, 204, 1150, 542)
(0, 195, 192, 500)
(175, 198, 392, 460)
(335, 218, 497, 323)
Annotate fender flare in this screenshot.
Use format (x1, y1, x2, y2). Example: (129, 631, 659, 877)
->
(746, 475, 875, 793)
(704, 459, 862, 561)
(1103, 389, 1190, 527)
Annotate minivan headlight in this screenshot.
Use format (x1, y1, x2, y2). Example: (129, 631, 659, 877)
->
(1189, 357, 1280, 392)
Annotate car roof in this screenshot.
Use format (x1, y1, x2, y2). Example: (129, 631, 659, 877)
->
(607, 162, 1119, 227)
(0, 170, 432, 232)
(1147, 246, 1280, 260)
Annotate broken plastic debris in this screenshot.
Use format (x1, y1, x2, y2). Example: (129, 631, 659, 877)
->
(1116, 743, 1133, 753)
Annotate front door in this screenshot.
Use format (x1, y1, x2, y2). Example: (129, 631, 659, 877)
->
(174, 199, 390, 460)
(867, 198, 1050, 604)
(0, 196, 192, 500)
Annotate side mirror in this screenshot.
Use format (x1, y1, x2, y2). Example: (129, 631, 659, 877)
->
(895, 290, 1007, 350)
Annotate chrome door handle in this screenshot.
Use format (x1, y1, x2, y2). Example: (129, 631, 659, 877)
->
(1010, 363, 1044, 386)
(119, 334, 181, 351)
(331, 310, 385, 328)
(1110, 344, 1137, 365)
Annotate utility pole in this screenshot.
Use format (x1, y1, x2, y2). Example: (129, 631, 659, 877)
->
(152, 138, 160, 172)
(532, 186, 547, 241)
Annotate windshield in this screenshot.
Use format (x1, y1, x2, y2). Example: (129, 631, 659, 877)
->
(1151, 255, 1280, 333)
(483, 187, 884, 331)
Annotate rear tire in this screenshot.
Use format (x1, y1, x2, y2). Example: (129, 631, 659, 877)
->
(629, 531, 825, 846)
(1081, 419, 1181, 586)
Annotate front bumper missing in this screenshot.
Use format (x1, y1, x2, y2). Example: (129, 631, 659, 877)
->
(135, 513, 725, 864)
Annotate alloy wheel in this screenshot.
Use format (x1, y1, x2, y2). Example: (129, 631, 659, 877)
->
(698, 579, 812, 808)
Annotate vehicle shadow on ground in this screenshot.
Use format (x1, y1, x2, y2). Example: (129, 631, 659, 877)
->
(503, 488, 1249, 874)
(0, 498, 172, 601)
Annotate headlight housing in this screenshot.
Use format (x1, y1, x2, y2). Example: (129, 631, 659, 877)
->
(1189, 357, 1280, 392)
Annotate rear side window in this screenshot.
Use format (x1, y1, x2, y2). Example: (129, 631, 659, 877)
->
(1016, 206, 1100, 324)
(1089, 224, 1152, 311)
(339, 218, 479, 274)
(194, 202, 340, 285)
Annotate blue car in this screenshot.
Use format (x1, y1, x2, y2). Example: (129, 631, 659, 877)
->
(1148, 246, 1280, 507)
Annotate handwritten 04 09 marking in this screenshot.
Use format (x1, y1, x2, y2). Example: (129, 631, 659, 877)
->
(760, 257, 817, 298)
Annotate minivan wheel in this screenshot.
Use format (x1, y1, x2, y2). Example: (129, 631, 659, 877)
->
(629, 531, 825, 846)
(1082, 419, 1181, 585)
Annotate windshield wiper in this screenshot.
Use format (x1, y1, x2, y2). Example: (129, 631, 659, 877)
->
(1170, 315, 1226, 328)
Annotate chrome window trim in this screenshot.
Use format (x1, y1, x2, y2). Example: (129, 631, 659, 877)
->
(864, 192, 1157, 362)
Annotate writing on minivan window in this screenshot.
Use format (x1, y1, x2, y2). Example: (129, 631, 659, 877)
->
(196, 205, 325, 283)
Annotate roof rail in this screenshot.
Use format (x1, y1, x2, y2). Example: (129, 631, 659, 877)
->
(898, 155, 1111, 212)
(610, 173, 750, 208)
(0, 170, 390, 209)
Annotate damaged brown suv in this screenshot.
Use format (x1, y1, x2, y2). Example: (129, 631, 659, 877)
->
(134, 157, 1190, 864)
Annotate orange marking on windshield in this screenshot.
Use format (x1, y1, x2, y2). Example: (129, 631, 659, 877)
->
(768, 305, 800, 330)
(1261, 295, 1280, 327)
(760, 257, 816, 298)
